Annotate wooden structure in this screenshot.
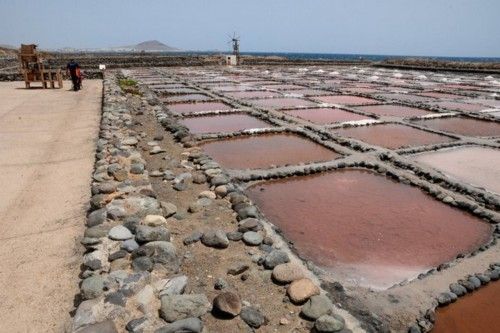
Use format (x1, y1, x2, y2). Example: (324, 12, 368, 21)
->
(19, 44, 63, 89)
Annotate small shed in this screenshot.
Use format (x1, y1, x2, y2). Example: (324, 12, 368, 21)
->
(224, 55, 238, 66)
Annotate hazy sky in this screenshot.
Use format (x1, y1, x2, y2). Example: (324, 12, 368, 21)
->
(1, 0, 499, 57)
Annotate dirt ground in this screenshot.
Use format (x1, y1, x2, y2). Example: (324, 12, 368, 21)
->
(129, 96, 316, 333)
(0, 81, 102, 332)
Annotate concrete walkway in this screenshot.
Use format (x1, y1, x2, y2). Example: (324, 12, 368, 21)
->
(0, 81, 102, 332)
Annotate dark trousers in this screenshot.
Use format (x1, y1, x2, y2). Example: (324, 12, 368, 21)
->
(71, 74, 80, 91)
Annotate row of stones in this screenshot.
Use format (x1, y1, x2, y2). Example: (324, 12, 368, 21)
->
(73, 74, 213, 333)
(408, 263, 500, 333)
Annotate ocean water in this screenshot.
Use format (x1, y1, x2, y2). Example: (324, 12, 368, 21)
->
(168, 51, 500, 63)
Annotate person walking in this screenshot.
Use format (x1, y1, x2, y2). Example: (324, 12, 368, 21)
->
(66, 59, 81, 91)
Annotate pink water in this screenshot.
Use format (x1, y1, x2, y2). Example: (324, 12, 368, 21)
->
(201, 133, 340, 169)
(332, 124, 455, 149)
(179, 114, 271, 134)
(246, 169, 492, 289)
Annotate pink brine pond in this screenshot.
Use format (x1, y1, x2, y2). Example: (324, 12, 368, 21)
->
(179, 114, 272, 134)
(200, 133, 340, 169)
(246, 169, 492, 289)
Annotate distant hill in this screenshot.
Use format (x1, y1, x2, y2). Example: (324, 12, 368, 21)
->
(110, 40, 180, 52)
(0, 45, 18, 57)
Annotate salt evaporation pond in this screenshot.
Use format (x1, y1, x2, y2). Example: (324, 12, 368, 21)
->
(283, 108, 372, 124)
(410, 146, 500, 194)
(333, 124, 455, 149)
(179, 114, 271, 134)
(433, 282, 500, 333)
(246, 169, 491, 289)
(411, 117, 500, 137)
(200, 133, 340, 169)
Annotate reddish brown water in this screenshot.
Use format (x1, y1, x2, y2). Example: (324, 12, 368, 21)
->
(411, 117, 500, 137)
(283, 108, 372, 124)
(354, 105, 432, 117)
(333, 124, 455, 149)
(162, 94, 213, 103)
(251, 98, 317, 109)
(167, 102, 233, 114)
(433, 101, 488, 112)
(433, 282, 500, 333)
(225, 91, 282, 99)
(314, 95, 380, 105)
(179, 114, 271, 134)
(200, 133, 340, 169)
(246, 169, 491, 289)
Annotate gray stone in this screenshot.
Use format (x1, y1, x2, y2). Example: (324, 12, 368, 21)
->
(87, 208, 107, 227)
(105, 291, 127, 307)
(227, 263, 249, 276)
(155, 318, 203, 333)
(201, 230, 229, 249)
(301, 295, 333, 320)
(133, 257, 153, 272)
(240, 306, 265, 328)
(108, 225, 134, 240)
(237, 218, 263, 232)
(211, 175, 229, 186)
(142, 241, 178, 269)
(214, 278, 229, 290)
(476, 273, 490, 284)
(83, 250, 108, 271)
(183, 231, 203, 245)
(122, 239, 140, 252)
(213, 291, 241, 317)
(243, 231, 263, 246)
(490, 268, 500, 280)
(126, 317, 147, 333)
(315, 314, 345, 332)
(227, 231, 243, 241)
(109, 250, 128, 261)
(75, 320, 118, 333)
(237, 206, 259, 219)
(85, 224, 112, 238)
(437, 292, 456, 306)
(160, 294, 211, 322)
(135, 225, 170, 243)
(130, 163, 145, 174)
(173, 181, 188, 191)
(264, 250, 290, 269)
(188, 202, 202, 213)
(81, 276, 104, 300)
(449, 283, 467, 297)
(161, 202, 177, 217)
(160, 275, 188, 296)
(106, 196, 162, 219)
(192, 174, 207, 184)
(468, 276, 481, 289)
